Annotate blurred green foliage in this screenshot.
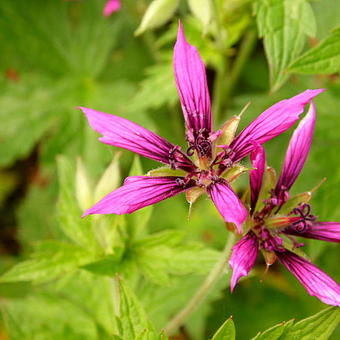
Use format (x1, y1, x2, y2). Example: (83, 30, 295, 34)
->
(0, 0, 339, 339)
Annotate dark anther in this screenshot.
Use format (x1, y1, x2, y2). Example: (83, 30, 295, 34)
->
(175, 177, 196, 189)
(186, 146, 195, 156)
(291, 203, 317, 233)
(168, 146, 180, 170)
(292, 219, 308, 233)
(186, 128, 212, 158)
(175, 178, 186, 186)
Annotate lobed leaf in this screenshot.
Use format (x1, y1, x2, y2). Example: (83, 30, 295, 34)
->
(0, 241, 95, 283)
(255, 0, 316, 91)
(279, 307, 340, 340)
(289, 27, 340, 74)
(211, 317, 236, 340)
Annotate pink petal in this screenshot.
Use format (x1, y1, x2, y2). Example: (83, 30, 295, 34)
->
(83, 176, 195, 216)
(103, 0, 121, 17)
(79, 107, 196, 172)
(230, 89, 324, 162)
(229, 231, 259, 291)
(284, 222, 340, 243)
(277, 250, 340, 306)
(207, 179, 248, 233)
(275, 102, 316, 194)
(250, 144, 266, 212)
(174, 22, 212, 135)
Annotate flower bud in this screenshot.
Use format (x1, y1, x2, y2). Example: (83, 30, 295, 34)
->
(75, 158, 93, 211)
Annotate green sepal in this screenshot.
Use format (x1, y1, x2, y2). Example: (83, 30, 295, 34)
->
(222, 164, 250, 183)
(215, 115, 240, 147)
(278, 191, 312, 215)
(147, 166, 187, 177)
(255, 166, 277, 212)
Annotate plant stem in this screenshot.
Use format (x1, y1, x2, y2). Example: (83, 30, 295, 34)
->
(212, 60, 228, 124)
(223, 30, 257, 108)
(112, 275, 121, 317)
(211, 0, 228, 124)
(163, 232, 236, 336)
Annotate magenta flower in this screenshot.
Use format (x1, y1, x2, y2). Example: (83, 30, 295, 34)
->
(103, 0, 121, 17)
(229, 102, 340, 306)
(79, 22, 323, 233)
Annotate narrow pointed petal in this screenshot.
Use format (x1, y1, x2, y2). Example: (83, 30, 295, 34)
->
(207, 179, 248, 233)
(284, 222, 340, 243)
(174, 22, 212, 135)
(79, 107, 196, 172)
(275, 102, 316, 194)
(277, 250, 340, 306)
(103, 0, 121, 17)
(83, 176, 195, 216)
(229, 231, 259, 291)
(250, 144, 266, 212)
(230, 89, 324, 162)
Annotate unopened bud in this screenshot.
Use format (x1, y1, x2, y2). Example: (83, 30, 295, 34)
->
(75, 158, 93, 210)
(94, 153, 121, 202)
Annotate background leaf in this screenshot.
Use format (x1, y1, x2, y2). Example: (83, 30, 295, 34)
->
(211, 317, 235, 340)
(255, 0, 316, 91)
(289, 27, 340, 74)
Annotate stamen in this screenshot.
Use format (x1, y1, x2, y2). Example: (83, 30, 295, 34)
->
(290, 203, 317, 233)
(169, 145, 197, 173)
(186, 128, 212, 158)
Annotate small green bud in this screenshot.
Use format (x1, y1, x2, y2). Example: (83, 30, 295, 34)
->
(75, 158, 93, 211)
(94, 153, 121, 202)
(135, 0, 180, 36)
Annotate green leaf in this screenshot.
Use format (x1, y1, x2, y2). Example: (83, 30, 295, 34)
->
(0, 0, 119, 77)
(289, 27, 340, 74)
(1, 292, 98, 339)
(0, 241, 95, 283)
(255, 0, 316, 91)
(211, 317, 235, 340)
(135, 0, 180, 36)
(115, 278, 155, 339)
(132, 232, 220, 285)
(57, 156, 99, 250)
(55, 270, 117, 335)
(251, 320, 294, 340)
(188, 0, 212, 33)
(280, 307, 340, 340)
(128, 61, 178, 112)
(0, 75, 57, 166)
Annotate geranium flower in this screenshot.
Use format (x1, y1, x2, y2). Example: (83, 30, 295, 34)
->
(229, 103, 340, 306)
(79, 22, 323, 233)
(103, 0, 121, 17)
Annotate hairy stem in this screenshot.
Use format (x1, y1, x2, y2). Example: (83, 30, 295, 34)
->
(223, 30, 257, 107)
(164, 232, 236, 335)
(211, 0, 228, 124)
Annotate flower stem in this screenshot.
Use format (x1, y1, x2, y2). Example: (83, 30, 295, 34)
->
(163, 232, 236, 336)
(223, 30, 257, 108)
